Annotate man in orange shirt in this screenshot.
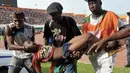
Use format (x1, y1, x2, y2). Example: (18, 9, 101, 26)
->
(82, 0, 125, 73)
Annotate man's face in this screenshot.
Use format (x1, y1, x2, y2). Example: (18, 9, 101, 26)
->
(13, 17, 24, 29)
(49, 12, 61, 22)
(88, 0, 101, 13)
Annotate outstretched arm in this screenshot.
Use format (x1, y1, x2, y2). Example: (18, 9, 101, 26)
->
(88, 26, 130, 53)
(104, 27, 130, 42)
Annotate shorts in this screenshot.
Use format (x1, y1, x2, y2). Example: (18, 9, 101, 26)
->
(62, 43, 72, 60)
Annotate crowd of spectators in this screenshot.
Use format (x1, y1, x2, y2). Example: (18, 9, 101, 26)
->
(0, 6, 86, 25)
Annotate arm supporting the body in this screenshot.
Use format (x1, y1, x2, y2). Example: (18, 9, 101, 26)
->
(105, 27, 130, 42)
(5, 26, 25, 50)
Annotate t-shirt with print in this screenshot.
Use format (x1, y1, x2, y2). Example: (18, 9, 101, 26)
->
(44, 16, 81, 47)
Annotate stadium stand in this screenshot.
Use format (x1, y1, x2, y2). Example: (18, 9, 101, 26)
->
(0, 6, 86, 25)
(0, 6, 48, 25)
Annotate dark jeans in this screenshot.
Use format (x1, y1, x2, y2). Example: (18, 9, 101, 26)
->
(126, 43, 130, 64)
(64, 62, 77, 73)
(54, 62, 77, 73)
(54, 43, 77, 73)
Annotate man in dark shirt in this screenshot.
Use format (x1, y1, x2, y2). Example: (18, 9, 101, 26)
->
(43, 2, 81, 73)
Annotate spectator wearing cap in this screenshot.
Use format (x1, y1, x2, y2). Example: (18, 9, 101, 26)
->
(43, 2, 81, 73)
(82, 0, 126, 73)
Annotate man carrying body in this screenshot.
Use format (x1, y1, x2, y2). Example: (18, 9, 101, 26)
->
(5, 11, 37, 73)
(43, 2, 81, 73)
(82, 0, 125, 73)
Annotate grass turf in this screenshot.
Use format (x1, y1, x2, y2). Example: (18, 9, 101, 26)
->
(41, 62, 130, 73)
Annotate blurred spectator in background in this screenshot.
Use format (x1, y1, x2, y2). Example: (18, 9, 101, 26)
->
(124, 12, 130, 67)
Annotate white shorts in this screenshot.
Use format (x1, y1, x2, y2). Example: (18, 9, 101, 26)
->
(89, 50, 116, 73)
